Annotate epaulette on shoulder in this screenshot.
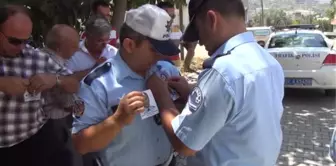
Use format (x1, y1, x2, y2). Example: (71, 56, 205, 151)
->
(202, 51, 232, 69)
(84, 62, 112, 86)
(161, 59, 175, 66)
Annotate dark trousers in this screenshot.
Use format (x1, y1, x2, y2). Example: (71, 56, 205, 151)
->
(64, 114, 98, 166)
(0, 119, 82, 166)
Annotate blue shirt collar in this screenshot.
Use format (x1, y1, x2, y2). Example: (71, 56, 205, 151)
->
(113, 52, 157, 82)
(211, 31, 255, 57)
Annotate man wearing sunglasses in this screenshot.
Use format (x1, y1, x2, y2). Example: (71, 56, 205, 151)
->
(146, 0, 284, 166)
(0, 5, 82, 166)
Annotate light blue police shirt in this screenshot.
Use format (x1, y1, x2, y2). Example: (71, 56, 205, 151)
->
(171, 32, 285, 166)
(72, 53, 174, 166)
(156, 61, 180, 79)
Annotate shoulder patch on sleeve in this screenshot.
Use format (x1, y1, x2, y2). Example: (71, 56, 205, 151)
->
(73, 97, 85, 118)
(188, 86, 204, 112)
(84, 62, 112, 86)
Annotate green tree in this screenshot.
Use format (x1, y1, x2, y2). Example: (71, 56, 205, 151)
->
(326, 0, 335, 20)
(252, 9, 292, 27)
(1, 0, 187, 47)
(314, 19, 333, 32)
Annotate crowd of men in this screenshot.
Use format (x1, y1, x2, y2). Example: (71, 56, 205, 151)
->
(0, 0, 285, 166)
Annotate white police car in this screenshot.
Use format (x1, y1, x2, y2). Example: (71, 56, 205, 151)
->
(265, 29, 336, 95)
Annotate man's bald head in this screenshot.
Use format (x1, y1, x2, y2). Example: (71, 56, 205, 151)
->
(45, 24, 79, 59)
(46, 24, 78, 50)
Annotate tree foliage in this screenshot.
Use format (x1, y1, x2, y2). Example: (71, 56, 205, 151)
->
(1, 0, 186, 47)
(252, 9, 292, 27)
(251, 8, 333, 32)
(326, 0, 336, 20)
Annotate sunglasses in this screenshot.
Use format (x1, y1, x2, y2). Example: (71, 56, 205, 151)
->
(0, 32, 29, 46)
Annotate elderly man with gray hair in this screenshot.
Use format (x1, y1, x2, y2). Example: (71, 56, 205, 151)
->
(39, 24, 86, 166)
(67, 15, 118, 73)
(66, 15, 118, 166)
(42, 24, 89, 122)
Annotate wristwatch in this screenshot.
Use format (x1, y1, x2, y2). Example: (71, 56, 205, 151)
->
(56, 74, 61, 87)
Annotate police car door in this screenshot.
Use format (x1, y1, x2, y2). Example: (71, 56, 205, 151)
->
(266, 32, 330, 70)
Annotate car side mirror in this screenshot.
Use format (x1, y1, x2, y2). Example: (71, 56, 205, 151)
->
(257, 40, 265, 47)
(330, 41, 335, 50)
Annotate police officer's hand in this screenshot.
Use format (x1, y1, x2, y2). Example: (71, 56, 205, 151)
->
(0, 76, 29, 96)
(146, 74, 170, 99)
(114, 91, 145, 125)
(167, 76, 191, 101)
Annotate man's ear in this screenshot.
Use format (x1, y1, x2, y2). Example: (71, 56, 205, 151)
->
(206, 10, 217, 31)
(122, 38, 136, 54)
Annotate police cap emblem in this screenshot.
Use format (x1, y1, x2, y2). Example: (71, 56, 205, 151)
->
(188, 86, 203, 112)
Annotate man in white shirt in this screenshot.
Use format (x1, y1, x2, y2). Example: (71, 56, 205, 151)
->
(66, 15, 118, 166)
(67, 16, 117, 73)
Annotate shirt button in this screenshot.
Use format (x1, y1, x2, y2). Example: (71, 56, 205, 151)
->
(156, 138, 159, 142)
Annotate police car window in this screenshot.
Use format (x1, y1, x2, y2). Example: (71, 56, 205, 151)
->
(249, 29, 271, 36)
(268, 33, 328, 48)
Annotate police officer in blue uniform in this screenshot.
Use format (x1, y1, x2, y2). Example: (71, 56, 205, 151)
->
(71, 4, 181, 166)
(146, 0, 285, 166)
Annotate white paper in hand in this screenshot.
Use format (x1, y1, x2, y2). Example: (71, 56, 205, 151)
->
(23, 91, 41, 102)
(141, 89, 159, 120)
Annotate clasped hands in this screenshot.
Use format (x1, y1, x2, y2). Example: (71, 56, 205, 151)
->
(0, 74, 58, 96)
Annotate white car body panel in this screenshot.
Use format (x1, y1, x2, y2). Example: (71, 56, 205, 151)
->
(265, 30, 336, 89)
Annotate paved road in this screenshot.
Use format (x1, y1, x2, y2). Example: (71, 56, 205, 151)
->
(179, 70, 336, 166)
(277, 89, 335, 166)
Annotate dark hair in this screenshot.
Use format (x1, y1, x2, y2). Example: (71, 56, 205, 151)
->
(0, 5, 31, 26)
(157, 1, 174, 9)
(91, 0, 110, 13)
(85, 15, 111, 37)
(119, 23, 146, 47)
(199, 0, 245, 19)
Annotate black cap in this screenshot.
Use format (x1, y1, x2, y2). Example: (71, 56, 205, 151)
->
(182, 0, 207, 42)
(148, 37, 180, 56)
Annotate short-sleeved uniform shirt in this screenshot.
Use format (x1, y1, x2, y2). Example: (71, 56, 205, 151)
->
(171, 32, 285, 166)
(66, 41, 118, 72)
(156, 60, 180, 79)
(72, 54, 178, 166)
